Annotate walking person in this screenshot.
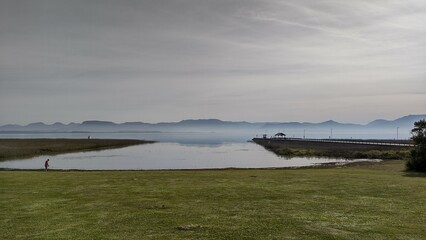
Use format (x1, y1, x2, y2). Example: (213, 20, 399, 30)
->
(44, 159, 50, 171)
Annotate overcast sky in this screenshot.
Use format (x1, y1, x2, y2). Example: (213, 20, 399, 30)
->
(1, 0, 425, 125)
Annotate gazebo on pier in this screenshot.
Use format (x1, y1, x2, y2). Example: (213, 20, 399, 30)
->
(274, 132, 286, 139)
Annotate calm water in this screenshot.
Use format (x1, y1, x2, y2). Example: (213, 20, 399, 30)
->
(0, 132, 377, 170)
(0, 142, 367, 170)
(0, 128, 410, 142)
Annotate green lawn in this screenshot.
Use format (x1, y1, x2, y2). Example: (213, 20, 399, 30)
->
(1, 161, 425, 239)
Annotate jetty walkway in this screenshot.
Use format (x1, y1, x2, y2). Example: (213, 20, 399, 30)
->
(253, 138, 414, 147)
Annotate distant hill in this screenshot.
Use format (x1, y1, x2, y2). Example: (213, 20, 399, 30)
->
(366, 115, 426, 128)
(0, 114, 425, 133)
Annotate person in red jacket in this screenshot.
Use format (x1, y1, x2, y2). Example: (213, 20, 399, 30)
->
(44, 159, 49, 171)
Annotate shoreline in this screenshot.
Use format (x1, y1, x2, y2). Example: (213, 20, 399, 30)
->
(0, 159, 386, 172)
(1, 138, 410, 170)
(253, 138, 412, 160)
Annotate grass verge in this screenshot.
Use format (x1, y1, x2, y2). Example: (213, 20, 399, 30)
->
(1, 161, 425, 239)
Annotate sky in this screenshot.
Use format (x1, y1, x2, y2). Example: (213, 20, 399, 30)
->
(1, 0, 425, 125)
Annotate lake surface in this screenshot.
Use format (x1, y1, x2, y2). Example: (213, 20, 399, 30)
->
(0, 132, 377, 170)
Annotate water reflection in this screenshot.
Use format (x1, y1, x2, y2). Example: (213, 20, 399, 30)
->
(0, 142, 357, 170)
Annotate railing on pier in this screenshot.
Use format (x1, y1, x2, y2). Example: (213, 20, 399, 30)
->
(255, 137, 414, 147)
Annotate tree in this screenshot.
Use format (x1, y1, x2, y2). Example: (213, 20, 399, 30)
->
(406, 119, 426, 172)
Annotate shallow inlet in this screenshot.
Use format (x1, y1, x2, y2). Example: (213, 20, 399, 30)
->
(0, 142, 377, 170)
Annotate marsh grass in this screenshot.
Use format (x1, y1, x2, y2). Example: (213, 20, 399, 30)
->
(1, 161, 425, 239)
(0, 139, 153, 161)
(255, 139, 412, 160)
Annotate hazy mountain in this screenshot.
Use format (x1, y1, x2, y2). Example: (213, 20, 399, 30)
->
(175, 119, 255, 129)
(367, 119, 389, 127)
(261, 122, 304, 129)
(367, 115, 426, 128)
(81, 120, 116, 126)
(0, 114, 424, 133)
(261, 120, 361, 130)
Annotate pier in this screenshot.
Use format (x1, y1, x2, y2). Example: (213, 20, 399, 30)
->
(252, 137, 414, 147)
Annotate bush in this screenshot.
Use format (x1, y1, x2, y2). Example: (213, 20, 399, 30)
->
(406, 120, 426, 172)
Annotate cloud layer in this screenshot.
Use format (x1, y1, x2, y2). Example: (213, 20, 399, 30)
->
(1, 0, 425, 124)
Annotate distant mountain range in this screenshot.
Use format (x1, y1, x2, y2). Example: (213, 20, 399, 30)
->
(0, 114, 424, 133)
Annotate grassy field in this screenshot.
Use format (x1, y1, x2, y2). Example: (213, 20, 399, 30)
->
(1, 161, 425, 239)
(0, 139, 154, 161)
(253, 139, 412, 160)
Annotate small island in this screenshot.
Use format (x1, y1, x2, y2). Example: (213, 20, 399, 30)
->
(0, 139, 154, 161)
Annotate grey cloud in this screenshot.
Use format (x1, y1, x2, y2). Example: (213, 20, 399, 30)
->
(0, 0, 425, 124)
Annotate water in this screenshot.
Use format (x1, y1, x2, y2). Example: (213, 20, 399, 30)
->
(0, 142, 360, 170)
(0, 132, 376, 170)
(0, 132, 252, 144)
(0, 128, 411, 142)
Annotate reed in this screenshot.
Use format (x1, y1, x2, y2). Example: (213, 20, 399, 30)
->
(0, 138, 154, 161)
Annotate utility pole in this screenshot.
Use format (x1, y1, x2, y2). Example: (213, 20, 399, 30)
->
(397, 127, 399, 140)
